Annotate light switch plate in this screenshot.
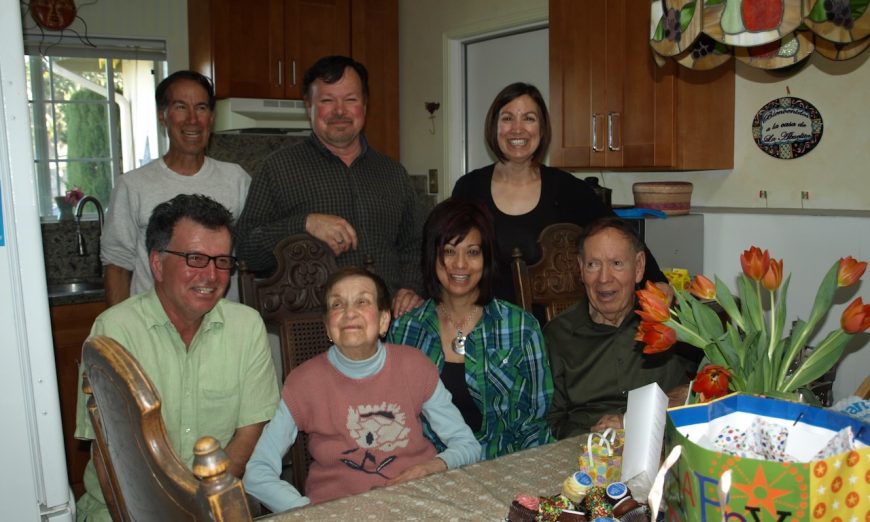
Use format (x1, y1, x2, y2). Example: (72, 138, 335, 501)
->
(428, 169, 438, 194)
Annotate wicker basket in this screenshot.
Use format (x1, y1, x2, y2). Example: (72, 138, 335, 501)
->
(632, 182, 693, 216)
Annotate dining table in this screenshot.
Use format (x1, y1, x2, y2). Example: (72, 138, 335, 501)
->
(259, 436, 581, 521)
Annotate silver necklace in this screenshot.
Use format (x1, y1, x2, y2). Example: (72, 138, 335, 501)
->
(439, 304, 478, 356)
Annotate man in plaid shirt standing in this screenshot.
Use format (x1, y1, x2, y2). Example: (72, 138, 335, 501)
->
(236, 55, 423, 317)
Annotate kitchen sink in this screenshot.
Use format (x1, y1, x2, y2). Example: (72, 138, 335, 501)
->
(47, 280, 105, 298)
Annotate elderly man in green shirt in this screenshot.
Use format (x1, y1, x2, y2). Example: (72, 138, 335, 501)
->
(544, 217, 699, 439)
(74, 194, 279, 521)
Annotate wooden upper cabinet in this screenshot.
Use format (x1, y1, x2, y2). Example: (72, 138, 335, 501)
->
(284, 0, 351, 99)
(189, 0, 350, 100)
(549, 0, 734, 170)
(351, 0, 399, 160)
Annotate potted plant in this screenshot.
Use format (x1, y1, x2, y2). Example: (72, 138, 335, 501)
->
(635, 246, 869, 403)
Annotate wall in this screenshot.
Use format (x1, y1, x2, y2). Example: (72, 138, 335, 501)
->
(398, 0, 548, 181)
(601, 54, 870, 211)
(398, 1, 869, 211)
(20, 0, 189, 72)
(396, 1, 870, 398)
(702, 211, 870, 401)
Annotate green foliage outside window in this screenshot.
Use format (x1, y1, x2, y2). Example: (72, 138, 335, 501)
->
(64, 89, 116, 206)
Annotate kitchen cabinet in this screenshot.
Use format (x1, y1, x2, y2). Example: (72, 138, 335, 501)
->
(189, 0, 350, 100)
(188, 0, 399, 159)
(350, 0, 399, 160)
(50, 300, 106, 499)
(549, 0, 734, 170)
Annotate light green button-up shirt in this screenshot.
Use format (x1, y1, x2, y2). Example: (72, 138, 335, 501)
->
(74, 289, 278, 520)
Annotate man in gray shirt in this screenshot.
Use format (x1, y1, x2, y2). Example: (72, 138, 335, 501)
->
(101, 70, 249, 306)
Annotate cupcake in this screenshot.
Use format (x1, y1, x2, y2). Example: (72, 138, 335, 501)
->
(562, 472, 593, 504)
(539, 495, 574, 522)
(507, 494, 540, 522)
(615, 504, 652, 522)
(557, 508, 589, 521)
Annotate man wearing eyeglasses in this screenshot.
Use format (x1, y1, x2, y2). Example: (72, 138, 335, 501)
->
(74, 194, 278, 521)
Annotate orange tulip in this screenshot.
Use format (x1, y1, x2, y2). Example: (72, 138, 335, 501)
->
(636, 320, 677, 354)
(688, 274, 716, 300)
(636, 280, 670, 323)
(761, 258, 784, 291)
(740, 246, 770, 281)
(841, 297, 870, 334)
(692, 365, 731, 400)
(837, 256, 867, 288)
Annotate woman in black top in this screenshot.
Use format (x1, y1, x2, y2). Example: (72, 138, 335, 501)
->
(452, 82, 666, 322)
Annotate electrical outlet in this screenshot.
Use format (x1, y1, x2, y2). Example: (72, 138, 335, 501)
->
(801, 191, 810, 200)
(758, 189, 768, 199)
(428, 169, 439, 194)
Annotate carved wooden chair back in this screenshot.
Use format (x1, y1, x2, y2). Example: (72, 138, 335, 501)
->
(81, 335, 252, 522)
(238, 234, 340, 494)
(238, 234, 339, 324)
(511, 222, 586, 324)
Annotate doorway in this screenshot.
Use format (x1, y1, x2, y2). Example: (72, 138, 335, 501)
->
(442, 20, 548, 197)
(464, 28, 549, 173)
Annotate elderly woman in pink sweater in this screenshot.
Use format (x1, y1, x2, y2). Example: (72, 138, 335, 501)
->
(244, 266, 480, 513)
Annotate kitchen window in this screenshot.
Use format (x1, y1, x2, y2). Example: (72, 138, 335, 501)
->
(24, 36, 167, 219)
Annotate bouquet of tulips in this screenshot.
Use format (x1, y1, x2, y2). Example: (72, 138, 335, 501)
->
(635, 246, 869, 402)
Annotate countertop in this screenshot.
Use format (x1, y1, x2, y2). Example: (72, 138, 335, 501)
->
(48, 285, 106, 307)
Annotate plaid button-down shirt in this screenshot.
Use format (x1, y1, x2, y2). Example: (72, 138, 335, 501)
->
(388, 298, 554, 460)
(235, 134, 423, 294)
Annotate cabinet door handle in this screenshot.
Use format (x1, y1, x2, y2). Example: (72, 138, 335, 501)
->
(292, 60, 297, 87)
(608, 112, 622, 151)
(592, 113, 604, 152)
(278, 60, 283, 86)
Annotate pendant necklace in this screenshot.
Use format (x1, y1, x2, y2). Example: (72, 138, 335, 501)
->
(439, 304, 479, 356)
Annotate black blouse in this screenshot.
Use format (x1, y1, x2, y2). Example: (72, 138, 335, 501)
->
(452, 164, 665, 308)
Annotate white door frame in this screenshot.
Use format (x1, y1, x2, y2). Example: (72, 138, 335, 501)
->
(440, 9, 547, 199)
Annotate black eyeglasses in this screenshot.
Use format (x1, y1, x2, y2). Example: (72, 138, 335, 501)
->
(161, 250, 237, 270)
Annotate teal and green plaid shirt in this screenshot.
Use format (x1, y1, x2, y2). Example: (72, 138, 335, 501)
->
(388, 298, 554, 460)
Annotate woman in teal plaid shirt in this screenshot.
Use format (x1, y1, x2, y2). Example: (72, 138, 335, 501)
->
(388, 198, 554, 459)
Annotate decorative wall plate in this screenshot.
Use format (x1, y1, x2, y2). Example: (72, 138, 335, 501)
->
(675, 33, 735, 68)
(30, 0, 77, 31)
(735, 29, 815, 68)
(803, 0, 870, 43)
(751, 96, 823, 159)
(703, 0, 805, 47)
(813, 32, 870, 59)
(650, 0, 704, 56)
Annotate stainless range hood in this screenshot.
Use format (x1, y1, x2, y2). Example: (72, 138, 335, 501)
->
(213, 98, 311, 132)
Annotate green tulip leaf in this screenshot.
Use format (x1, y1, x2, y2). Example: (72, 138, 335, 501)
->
(690, 298, 726, 339)
(782, 330, 852, 392)
(714, 276, 742, 329)
(737, 275, 763, 334)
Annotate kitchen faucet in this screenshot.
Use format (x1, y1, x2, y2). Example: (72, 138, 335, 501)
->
(74, 196, 104, 257)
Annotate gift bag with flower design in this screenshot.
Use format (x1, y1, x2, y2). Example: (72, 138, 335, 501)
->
(577, 428, 624, 486)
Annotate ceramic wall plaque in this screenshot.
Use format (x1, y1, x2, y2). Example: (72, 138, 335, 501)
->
(752, 96, 824, 159)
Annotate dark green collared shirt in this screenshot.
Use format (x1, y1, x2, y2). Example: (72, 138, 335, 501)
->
(544, 298, 699, 439)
